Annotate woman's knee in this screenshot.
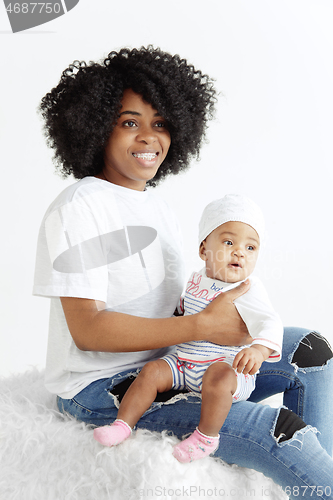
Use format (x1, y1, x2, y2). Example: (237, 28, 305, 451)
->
(289, 331, 333, 369)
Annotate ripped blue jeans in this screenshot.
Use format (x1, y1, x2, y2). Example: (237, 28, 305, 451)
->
(57, 327, 333, 499)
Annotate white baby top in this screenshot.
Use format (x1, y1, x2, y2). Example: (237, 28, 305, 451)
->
(176, 269, 283, 363)
(33, 177, 185, 399)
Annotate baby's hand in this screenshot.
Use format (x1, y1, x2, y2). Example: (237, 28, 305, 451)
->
(233, 345, 272, 375)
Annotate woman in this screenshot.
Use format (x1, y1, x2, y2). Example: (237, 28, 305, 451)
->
(34, 46, 333, 499)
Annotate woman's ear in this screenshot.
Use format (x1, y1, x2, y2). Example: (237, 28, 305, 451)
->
(199, 241, 207, 261)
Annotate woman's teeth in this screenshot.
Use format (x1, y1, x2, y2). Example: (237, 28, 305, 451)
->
(133, 153, 157, 160)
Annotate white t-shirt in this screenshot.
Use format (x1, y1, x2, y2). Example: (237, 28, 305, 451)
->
(176, 269, 283, 364)
(33, 177, 186, 399)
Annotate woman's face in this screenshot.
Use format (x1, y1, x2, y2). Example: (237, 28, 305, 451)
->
(101, 89, 171, 190)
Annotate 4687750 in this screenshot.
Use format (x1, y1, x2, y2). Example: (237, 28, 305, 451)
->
(5, 3, 61, 14)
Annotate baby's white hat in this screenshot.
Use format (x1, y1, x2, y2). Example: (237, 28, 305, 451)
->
(198, 194, 265, 246)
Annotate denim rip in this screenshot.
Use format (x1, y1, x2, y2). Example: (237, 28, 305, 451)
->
(289, 332, 333, 375)
(106, 369, 141, 409)
(271, 406, 318, 450)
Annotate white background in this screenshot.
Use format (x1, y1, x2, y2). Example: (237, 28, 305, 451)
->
(1, 0, 332, 377)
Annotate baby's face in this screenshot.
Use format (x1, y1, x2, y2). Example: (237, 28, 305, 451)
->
(199, 221, 260, 283)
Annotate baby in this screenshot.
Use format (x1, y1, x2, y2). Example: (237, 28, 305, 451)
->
(94, 194, 283, 463)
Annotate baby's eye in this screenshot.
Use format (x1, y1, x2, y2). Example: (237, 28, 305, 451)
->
(247, 245, 255, 251)
(224, 240, 233, 246)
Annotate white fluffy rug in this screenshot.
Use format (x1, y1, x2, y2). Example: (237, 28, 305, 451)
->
(0, 369, 287, 500)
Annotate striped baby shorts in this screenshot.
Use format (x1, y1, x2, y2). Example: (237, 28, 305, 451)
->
(161, 352, 256, 402)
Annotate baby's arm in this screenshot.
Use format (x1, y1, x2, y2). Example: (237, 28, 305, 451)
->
(233, 344, 273, 375)
(234, 277, 283, 363)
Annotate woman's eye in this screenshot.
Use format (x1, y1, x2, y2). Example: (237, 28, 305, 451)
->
(123, 120, 137, 128)
(155, 121, 167, 128)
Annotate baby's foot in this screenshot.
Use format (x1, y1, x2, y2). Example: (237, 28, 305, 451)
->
(172, 428, 219, 463)
(93, 419, 132, 447)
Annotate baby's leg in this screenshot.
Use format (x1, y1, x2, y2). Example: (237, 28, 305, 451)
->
(199, 361, 237, 436)
(117, 359, 173, 427)
(173, 362, 237, 463)
(94, 359, 173, 446)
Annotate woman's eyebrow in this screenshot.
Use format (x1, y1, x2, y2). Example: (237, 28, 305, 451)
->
(120, 110, 141, 116)
(119, 110, 161, 117)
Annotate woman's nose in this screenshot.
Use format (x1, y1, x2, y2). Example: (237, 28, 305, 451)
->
(137, 125, 157, 144)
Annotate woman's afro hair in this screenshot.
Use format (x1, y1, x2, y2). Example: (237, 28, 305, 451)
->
(40, 45, 217, 187)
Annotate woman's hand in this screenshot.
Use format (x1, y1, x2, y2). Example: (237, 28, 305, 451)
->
(198, 280, 251, 346)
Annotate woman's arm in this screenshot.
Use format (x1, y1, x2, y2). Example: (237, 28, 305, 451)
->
(61, 280, 251, 352)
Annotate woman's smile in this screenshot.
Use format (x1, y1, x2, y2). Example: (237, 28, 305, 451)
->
(132, 150, 159, 167)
